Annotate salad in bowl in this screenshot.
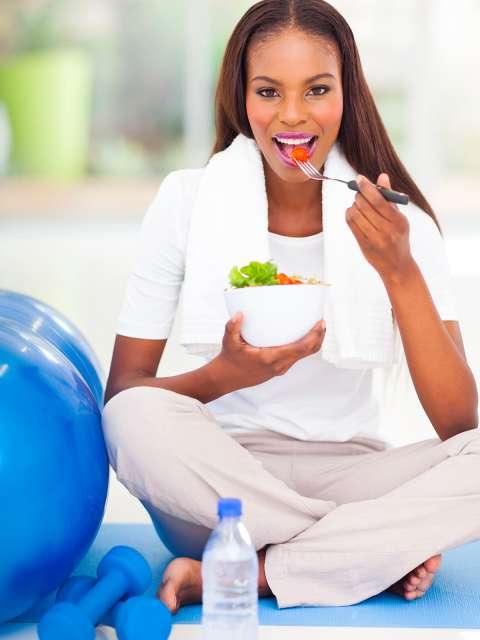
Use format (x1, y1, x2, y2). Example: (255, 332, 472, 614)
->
(224, 260, 330, 347)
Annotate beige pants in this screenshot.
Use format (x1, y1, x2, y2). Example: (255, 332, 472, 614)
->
(102, 386, 480, 607)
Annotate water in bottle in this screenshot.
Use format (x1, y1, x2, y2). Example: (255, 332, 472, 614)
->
(201, 497, 258, 640)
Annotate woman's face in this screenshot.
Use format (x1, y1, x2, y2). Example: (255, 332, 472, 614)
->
(246, 28, 343, 183)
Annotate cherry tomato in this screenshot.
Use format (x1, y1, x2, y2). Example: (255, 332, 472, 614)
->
(276, 273, 304, 285)
(291, 147, 309, 162)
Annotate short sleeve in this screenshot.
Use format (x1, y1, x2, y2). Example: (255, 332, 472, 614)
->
(116, 171, 189, 339)
(408, 207, 458, 321)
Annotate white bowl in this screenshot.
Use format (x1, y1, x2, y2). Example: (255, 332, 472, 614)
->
(224, 284, 329, 347)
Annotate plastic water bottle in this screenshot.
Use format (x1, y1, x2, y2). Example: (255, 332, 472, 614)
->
(201, 497, 258, 640)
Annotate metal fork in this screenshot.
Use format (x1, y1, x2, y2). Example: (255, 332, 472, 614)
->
(293, 158, 409, 205)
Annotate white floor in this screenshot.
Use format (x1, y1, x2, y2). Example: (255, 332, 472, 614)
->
(1, 622, 480, 639)
(1, 214, 480, 640)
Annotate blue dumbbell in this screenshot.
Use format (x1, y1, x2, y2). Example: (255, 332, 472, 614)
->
(37, 546, 158, 640)
(55, 575, 172, 640)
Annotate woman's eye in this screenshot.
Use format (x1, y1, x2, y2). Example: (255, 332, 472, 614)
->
(308, 85, 330, 96)
(257, 88, 279, 98)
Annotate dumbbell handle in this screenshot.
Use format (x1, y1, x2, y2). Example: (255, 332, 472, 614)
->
(55, 575, 123, 627)
(55, 576, 172, 640)
(77, 568, 129, 623)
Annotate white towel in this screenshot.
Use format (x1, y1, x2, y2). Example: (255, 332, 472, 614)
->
(179, 133, 397, 368)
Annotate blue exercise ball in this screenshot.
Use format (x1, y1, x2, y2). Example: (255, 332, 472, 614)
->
(0, 320, 109, 623)
(0, 290, 104, 407)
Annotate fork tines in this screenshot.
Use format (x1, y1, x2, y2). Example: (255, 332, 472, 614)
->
(293, 158, 324, 180)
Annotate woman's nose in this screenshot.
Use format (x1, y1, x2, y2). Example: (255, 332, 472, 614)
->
(279, 97, 308, 127)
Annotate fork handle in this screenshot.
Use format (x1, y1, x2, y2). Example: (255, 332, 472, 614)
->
(347, 180, 409, 205)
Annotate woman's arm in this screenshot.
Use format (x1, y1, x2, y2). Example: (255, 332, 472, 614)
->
(383, 261, 478, 440)
(104, 335, 238, 406)
(105, 319, 327, 407)
(346, 174, 478, 441)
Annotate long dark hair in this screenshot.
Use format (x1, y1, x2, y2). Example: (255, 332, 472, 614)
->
(213, 0, 439, 228)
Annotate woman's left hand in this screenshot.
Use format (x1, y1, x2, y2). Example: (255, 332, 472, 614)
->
(345, 173, 413, 282)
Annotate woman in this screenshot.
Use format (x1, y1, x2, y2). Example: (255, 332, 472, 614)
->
(102, 0, 479, 612)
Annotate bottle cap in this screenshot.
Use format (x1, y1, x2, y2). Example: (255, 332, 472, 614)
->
(218, 497, 242, 518)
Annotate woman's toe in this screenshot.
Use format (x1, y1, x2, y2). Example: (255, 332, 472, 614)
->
(406, 574, 421, 588)
(420, 573, 434, 590)
(157, 578, 179, 613)
(415, 565, 427, 579)
(424, 554, 442, 573)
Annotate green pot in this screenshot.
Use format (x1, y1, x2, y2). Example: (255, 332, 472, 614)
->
(0, 48, 92, 179)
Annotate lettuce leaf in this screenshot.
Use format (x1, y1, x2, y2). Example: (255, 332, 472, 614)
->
(228, 260, 279, 288)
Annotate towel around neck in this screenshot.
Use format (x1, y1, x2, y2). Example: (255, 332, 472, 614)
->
(179, 133, 397, 369)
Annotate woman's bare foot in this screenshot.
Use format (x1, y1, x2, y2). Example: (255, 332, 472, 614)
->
(387, 554, 442, 600)
(157, 549, 272, 614)
(157, 557, 202, 614)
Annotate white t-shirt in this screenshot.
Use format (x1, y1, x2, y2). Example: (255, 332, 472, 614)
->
(117, 169, 458, 444)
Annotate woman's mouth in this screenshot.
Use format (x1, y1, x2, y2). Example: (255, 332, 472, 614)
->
(272, 134, 318, 168)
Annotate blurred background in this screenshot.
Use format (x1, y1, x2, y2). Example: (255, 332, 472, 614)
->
(0, 0, 479, 522)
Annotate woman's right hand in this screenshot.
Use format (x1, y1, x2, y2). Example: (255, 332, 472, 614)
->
(213, 312, 327, 389)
